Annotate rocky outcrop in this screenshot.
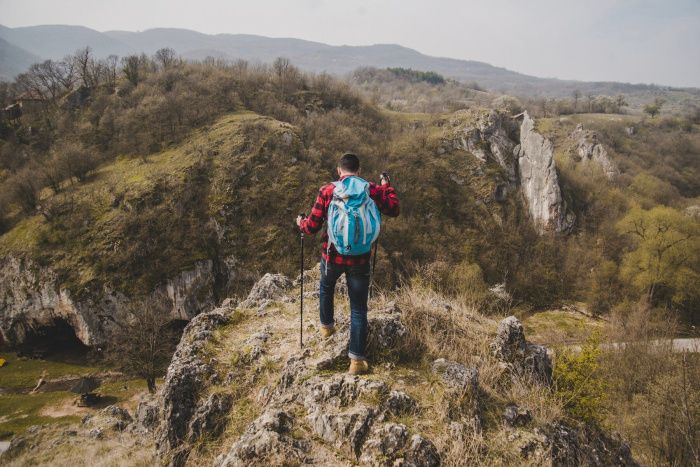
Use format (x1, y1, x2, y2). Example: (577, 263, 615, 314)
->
(516, 112, 574, 233)
(156, 308, 230, 466)
(491, 316, 552, 384)
(440, 109, 573, 234)
(154, 272, 636, 467)
(240, 273, 293, 308)
(442, 110, 518, 182)
(569, 124, 620, 179)
(533, 422, 638, 466)
(0, 255, 221, 347)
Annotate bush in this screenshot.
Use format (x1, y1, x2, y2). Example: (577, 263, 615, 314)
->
(553, 332, 605, 424)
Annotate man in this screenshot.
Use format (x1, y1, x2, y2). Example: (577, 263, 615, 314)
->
(296, 153, 400, 375)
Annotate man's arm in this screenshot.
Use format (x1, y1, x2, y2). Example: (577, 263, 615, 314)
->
(369, 182, 400, 217)
(298, 186, 330, 234)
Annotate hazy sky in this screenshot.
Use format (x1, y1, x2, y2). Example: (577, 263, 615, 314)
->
(1, 0, 699, 87)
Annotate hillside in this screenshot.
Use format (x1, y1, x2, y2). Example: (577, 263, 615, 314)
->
(0, 24, 695, 98)
(0, 54, 698, 465)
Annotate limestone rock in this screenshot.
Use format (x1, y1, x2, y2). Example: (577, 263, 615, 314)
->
(135, 394, 160, 431)
(491, 316, 552, 384)
(82, 405, 133, 432)
(0, 256, 219, 347)
(444, 109, 518, 182)
(188, 392, 234, 442)
(359, 423, 409, 465)
(382, 390, 417, 417)
(156, 309, 229, 465)
(219, 410, 308, 466)
(365, 302, 407, 360)
(569, 124, 620, 179)
(307, 405, 376, 457)
(516, 112, 574, 233)
(240, 273, 293, 308)
(406, 434, 441, 467)
(541, 422, 638, 466)
(503, 404, 532, 427)
(431, 358, 479, 395)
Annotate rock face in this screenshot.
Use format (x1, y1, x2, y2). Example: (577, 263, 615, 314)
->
(444, 110, 519, 182)
(156, 308, 230, 466)
(442, 109, 573, 234)
(515, 112, 574, 233)
(569, 124, 620, 179)
(153, 271, 637, 467)
(491, 316, 552, 384)
(0, 255, 221, 347)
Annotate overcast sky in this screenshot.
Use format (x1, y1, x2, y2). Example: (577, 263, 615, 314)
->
(1, 0, 698, 87)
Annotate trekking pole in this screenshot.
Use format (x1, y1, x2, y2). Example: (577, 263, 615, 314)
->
(370, 240, 379, 298)
(299, 213, 306, 349)
(370, 172, 390, 299)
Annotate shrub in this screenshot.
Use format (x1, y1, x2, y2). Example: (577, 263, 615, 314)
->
(553, 332, 606, 424)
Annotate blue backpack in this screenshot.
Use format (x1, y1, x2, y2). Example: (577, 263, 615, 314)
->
(327, 176, 381, 256)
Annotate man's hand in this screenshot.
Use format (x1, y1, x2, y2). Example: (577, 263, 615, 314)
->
(296, 215, 305, 228)
(380, 172, 390, 186)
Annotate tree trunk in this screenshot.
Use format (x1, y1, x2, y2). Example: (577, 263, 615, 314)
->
(147, 377, 156, 394)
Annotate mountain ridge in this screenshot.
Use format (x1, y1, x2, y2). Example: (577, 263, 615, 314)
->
(0, 23, 691, 97)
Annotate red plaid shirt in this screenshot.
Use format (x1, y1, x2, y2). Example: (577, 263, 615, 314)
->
(299, 176, 400, 265)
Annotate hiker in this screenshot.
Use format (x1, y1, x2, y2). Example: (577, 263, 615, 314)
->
(296, 153, 399, 375)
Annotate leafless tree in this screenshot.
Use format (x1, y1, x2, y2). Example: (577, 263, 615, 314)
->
(107, 291, 178, 393)
(572, 89, 581, 112)
(155, 47, 178, 69)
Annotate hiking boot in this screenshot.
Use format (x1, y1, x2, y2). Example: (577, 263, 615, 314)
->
(320, 326, 335, 338)
(349, 358, 369, 375)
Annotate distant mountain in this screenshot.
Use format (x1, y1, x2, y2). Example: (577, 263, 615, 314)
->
(0, 36, 40, 80)
(0, 24, 134, 60)
(0, 24, 691, 97)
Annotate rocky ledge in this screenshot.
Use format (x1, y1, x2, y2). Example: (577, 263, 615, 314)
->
(149, 272, 636, 467)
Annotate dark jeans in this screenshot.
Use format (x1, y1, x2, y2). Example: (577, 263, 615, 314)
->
(319, 258, 370, 360)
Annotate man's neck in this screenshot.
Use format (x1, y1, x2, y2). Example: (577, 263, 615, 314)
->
(339, 172, 358, 178)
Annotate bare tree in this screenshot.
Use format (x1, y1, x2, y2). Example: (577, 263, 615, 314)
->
(107, 292, 178, 393)
(58, 142, 100, 182)
(155, 48, 178, 69)
(572, 89, 581, 112)
(73, 47, 95, 88)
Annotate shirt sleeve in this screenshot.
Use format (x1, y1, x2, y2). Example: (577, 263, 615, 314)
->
(369, 182, 400, 217)
(299, 185, 330, 235)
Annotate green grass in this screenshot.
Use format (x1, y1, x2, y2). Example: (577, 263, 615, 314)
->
(522, 309, 604, 346)
(0, 377, 151, 440)
(0, 352, 103, 390)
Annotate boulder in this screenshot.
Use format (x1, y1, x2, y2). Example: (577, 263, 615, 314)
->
(240, 273, 293, 308)
(491, 316, 552, 384)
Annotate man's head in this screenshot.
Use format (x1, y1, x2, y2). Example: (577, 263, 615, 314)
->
(338, 152, 360, 176)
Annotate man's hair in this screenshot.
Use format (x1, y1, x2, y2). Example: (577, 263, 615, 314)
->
(338, 152, 360, 173)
